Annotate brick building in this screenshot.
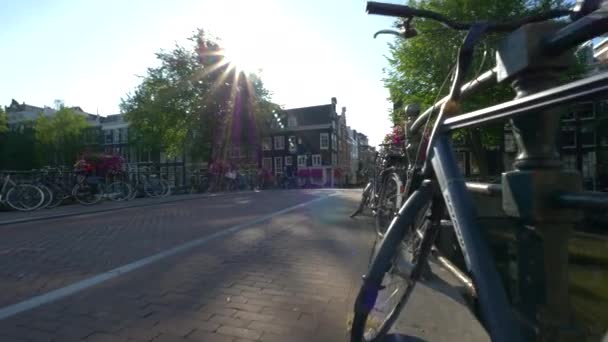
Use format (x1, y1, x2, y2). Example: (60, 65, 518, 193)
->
(261, 98, 343, 187)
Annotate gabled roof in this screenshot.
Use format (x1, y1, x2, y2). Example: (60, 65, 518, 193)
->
(6, 99, 45, 113)
(285, 104, 335, 126)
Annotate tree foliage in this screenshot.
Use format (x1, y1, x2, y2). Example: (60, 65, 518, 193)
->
(121, 29, 276, 164)
(0, 107, 7, 134)
(384, 0, 570, 175)
(34, 106, 89, 165)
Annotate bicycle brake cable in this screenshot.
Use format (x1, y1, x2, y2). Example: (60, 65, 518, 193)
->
(411, 61, 456, 169)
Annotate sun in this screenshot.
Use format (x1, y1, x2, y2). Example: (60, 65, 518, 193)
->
(221, 38, 265, 76)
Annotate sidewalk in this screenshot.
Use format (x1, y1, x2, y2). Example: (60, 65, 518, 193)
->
(0, 191, 252, 226)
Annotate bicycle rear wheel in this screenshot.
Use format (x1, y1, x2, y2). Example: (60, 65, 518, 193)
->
(375, 173, 402, 236)
(6, 184, 45, 211)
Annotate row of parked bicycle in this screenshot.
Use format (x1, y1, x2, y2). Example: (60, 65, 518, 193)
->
(0, 167, 172, 212)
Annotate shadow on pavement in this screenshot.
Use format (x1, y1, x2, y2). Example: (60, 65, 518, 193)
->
(382, 333, 426, 342)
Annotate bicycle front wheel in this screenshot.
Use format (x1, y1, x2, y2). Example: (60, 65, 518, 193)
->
(37, 183, 54, 209)
(144, 179, 165, 197)
(72, 183, 104, 205)
(6, 184, 45, 211)
(351, 189, 435, 342)
(106, 181, 131, 201)
(45, 183, 68, 209)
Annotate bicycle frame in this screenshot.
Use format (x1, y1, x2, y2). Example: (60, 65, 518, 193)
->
(0, 175, 17, 197)
(376, 9, 608, 342)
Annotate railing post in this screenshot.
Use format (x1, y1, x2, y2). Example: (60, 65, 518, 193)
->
(496, 21, 584, 341)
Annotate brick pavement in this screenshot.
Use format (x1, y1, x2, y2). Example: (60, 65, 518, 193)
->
(0, 191, 257, 226)
(0, 190, 488, 341)
(0, 191, 321, 308)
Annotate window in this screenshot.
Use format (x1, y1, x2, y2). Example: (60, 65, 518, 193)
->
(262, 137, 271, 151)
(332, 133, 337, 150)
(581, 124, 596, 147)
(274, 136, 285, 150)
(597, 100, 608, 118)
(562, 154, 576, 171)
(275, 157, 283, 175)
(285, 156, 293, 166)
(582, 152, 596, 179)
(320, 133, 329, 150)
(561, 126, 576, 148)
(601, 122, 608, 146)
(288, 115, 297, 128)
(456, 152, 467, 174)
(298, 155, 307, 167)
(573, 102, 595, 120)
(262, 158, 272, 171)
(105, 130, 113, 144)
(288, 136, 296, 153)
(312, 154, 322, 166)
(562, 111, 575, 121)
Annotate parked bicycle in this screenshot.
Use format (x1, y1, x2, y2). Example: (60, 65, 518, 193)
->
(129, 166, 171, 199)
(351, 1, 608, 342)
(0, 173, 45, 211)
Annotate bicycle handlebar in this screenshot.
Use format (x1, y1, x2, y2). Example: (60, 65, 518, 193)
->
(366, 1, 572, 32)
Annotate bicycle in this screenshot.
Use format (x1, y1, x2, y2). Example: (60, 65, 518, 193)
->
(351, 152, 381, 218)
(350, 2, 608, 342)
(0, 173, 45, 211)
(129, 166, 171, 199)
(373, 144, 408, 236)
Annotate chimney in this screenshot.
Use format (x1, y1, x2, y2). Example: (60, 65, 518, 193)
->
(341, 107, 346, 115)
(331, 97, 337, 105)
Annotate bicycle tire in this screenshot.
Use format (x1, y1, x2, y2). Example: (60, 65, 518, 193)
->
(127, 182, 139, 200)
(375, 173, 402, 236)
(106, 181, 131, 201)
(72, 183, 103, 205)
(350, 187, 435, 342)
(6, 184, 45, 211)
(352, 183, 372, 218)
(45, 183, 68, 208)
(161, 179, 171, 197)
(37, 183, 54, 209)
(144, 179, 165, 198)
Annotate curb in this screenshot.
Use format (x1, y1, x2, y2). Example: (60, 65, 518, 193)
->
(0, 190, 257, 226)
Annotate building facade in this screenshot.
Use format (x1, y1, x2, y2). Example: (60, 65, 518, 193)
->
(336, 107, 350, 185)
(261, 98, 342, 187)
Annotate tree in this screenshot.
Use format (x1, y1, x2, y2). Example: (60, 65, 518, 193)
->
(34, 106, 89, 166)
(121, 29, 276, 165)
(0, 107, 7, 134)
(384, 0, 569, 176)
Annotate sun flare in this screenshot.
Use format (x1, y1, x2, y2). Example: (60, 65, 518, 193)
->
(221, 38, 265, 76)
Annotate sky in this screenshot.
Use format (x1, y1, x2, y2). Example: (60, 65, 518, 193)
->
(0, 0, 401, 146)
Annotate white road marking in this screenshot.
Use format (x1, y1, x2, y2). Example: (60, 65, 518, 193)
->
(0, 193, 337, 321)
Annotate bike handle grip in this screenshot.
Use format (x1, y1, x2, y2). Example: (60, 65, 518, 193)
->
(366, 1, 415, 17)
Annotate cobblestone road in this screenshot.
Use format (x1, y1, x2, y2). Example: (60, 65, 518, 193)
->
(0, 190, 487, 341)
